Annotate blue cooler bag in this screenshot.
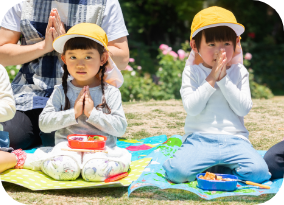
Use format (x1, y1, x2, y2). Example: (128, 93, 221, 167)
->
(0, 131, 9, 148)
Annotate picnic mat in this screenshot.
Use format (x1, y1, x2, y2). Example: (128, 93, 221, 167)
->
(128, 135, 284, 200)
(0, 135, 168, 190)
(0, 158, 151, 190)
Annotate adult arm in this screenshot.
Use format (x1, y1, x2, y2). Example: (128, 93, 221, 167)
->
(0, 8, 64, 67)
(0, 28, 51, 67)
(39, 86, 78, 133)
(216, 66, 253, 117)
(108, 37, 129, 70)
(0, 65, 16, 122)
(86, 89, 127, 137)
(102, 0, 129, 70)
(180, 65, 216, 116)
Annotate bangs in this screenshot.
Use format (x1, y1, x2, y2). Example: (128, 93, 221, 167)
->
(63, 37, 104, 54)
(193, 26, 237, 51)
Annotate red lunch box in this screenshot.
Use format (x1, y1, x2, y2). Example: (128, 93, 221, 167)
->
(67, 134, 107, 150)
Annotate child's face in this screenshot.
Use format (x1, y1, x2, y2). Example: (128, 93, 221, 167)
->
(62, 48, 108, 87)
(196, 34, 237, 68)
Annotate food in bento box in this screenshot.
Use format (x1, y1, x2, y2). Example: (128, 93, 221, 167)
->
(87, 136, 105, 141)
(198, 172, 233, 181)
(71, 137, 84, 141)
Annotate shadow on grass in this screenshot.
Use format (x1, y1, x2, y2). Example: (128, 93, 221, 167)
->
(2, 182, 127, 198)
(129, 186, 275, 204)
(3, 182, 275, 204)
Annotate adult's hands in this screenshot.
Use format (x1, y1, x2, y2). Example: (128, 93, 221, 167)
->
(43, 8, 66, 53)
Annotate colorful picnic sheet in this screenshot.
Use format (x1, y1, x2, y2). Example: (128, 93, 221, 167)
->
(0, 158, 152, 190)
(128, 135, 284, 200)
(0, 135, 168, 190)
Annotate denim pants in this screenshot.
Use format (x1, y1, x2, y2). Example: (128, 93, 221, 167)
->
(0, 131, 9, 148)
(163, 133, 271, 183)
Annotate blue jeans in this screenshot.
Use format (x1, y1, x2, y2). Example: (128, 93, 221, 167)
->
(0, 131, 9, 148)
(162, 133, 271, 183)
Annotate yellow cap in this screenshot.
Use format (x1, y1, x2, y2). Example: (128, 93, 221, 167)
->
(53, 23, 109, 53)
(190, 6, 245, 40)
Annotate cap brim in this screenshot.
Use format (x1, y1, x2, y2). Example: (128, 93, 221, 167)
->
(191, 23, 245, 39)
(53, 34, 105, 53)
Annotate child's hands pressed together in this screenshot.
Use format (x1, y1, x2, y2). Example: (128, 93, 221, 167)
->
(217, 49, 227, 81)
(84, 86, 94, 118)
(74, 87, 86, 119)
(206, 49, 227, 87)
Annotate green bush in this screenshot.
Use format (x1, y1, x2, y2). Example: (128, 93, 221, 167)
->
(120, 70, 165, 101)
(243, 57, 274, 99)
(5, 65, 19, 83)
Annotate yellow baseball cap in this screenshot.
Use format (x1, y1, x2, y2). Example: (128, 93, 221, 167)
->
(53, 23, 109, 53)
(53, 23, 124, 88)
(190, 6, 245, 40)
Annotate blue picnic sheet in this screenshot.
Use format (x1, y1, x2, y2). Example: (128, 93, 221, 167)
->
(128, 135, 283, 200)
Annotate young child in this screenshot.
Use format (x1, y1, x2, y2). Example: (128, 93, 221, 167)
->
(0, 64, 17, 173)
(11, 23, 131, 181)
(162, 6, 271, 184)
(0, 64, 16, 147)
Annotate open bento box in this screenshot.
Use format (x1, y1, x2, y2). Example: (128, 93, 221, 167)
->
(67, 134, 107, 150)
(196, 173, 238, 191)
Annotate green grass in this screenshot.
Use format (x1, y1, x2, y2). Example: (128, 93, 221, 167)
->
(128, 122, 144, 127)
(132, 129, 152, 139)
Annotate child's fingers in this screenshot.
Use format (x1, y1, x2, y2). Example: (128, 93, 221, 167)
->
(79, 93, 85, 102)
(79, 87, 85, 96)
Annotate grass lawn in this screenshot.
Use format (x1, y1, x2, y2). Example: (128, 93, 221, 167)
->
(3, 98, 284, 205)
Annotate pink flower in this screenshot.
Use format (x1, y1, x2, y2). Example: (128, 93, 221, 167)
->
(126, 65, 133, 71)
(137, 66, 142, 70)
(169, 51, 178, 58)
(129, 58, 135, 63)
(162, 50, 168, 55)
(159, 44, 169, 51)
(244, 53, 252, 60)
(177, 49, 186, 60)
(162, 47, 172, 55)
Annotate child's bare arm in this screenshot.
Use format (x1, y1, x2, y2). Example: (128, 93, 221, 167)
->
(0, 151, 17, 173)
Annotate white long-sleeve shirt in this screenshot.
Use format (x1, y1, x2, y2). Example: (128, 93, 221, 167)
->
(180, 63, 253, 143)
(0, 65, 16, 131)
(39, 81, 127, 147)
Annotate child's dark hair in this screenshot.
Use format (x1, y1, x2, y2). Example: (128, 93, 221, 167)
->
(61, 37, 111, 114)
(192, 26, 237, 52)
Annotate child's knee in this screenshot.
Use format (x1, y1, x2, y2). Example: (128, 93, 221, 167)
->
(163, 159, 195, 183)
(82, 159, 128, 182)
(235, 161, 271, 183)
(41, 155, 80, 181)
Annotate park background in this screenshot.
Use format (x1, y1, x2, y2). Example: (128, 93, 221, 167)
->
(2, 0, 284, 204)
(4, 0, 284, 101)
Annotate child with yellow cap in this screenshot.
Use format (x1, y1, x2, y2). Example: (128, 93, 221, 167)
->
(0, 23, 131, 181)
(163, 6, 271, 184)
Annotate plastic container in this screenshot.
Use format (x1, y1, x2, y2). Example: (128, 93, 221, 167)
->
(196, 173, 238, 191)
(67, 134, 107, 150)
